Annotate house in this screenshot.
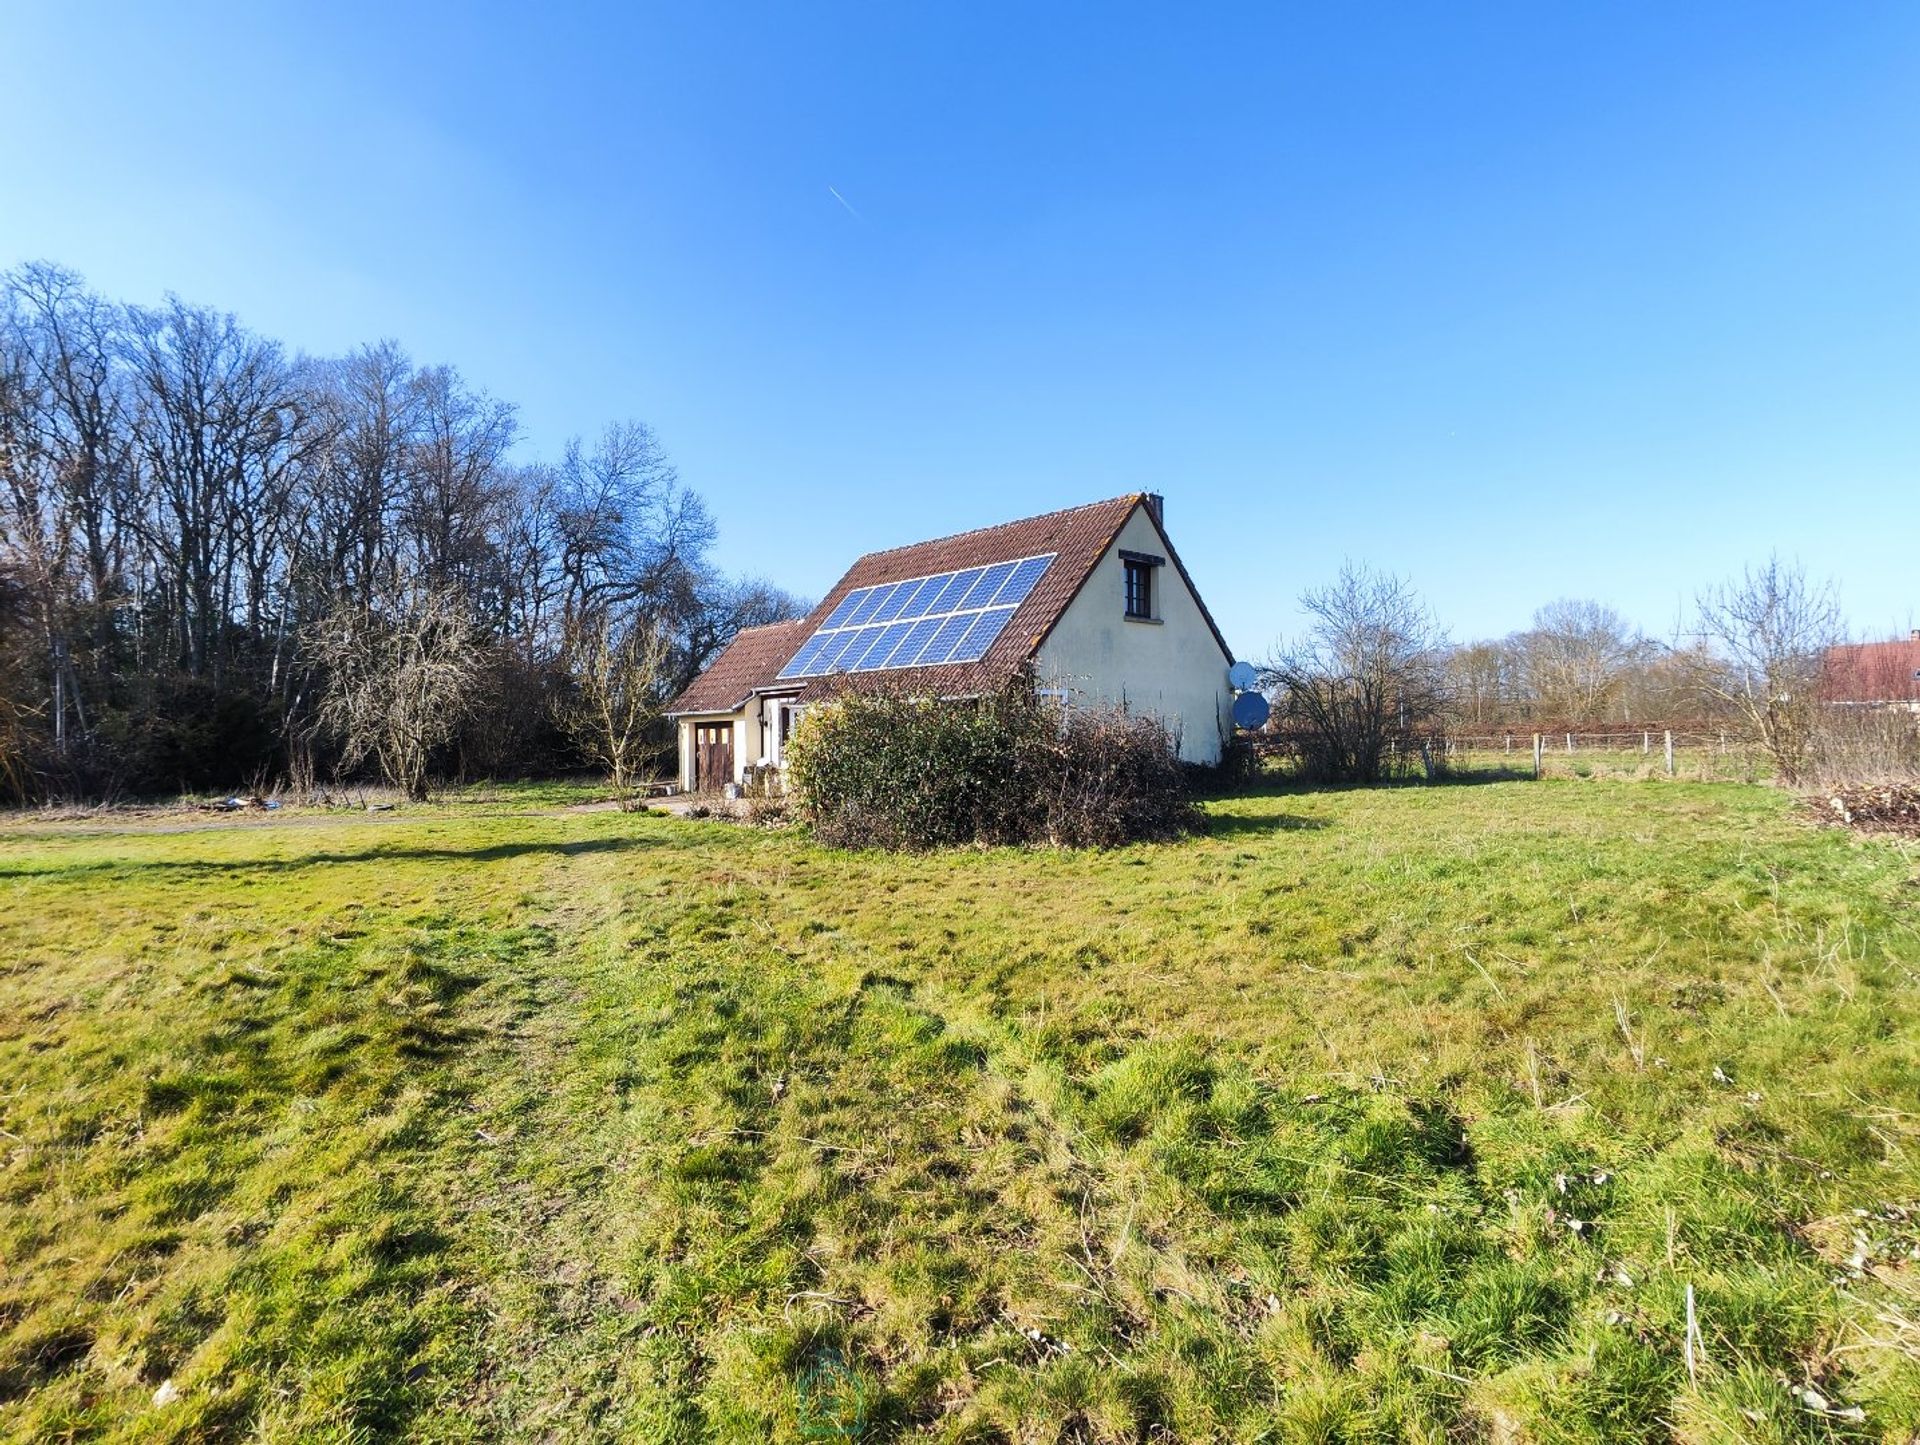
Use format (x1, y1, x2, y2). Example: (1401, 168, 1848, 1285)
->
(665, 493, 1236, 791)
(1822, 631, 1920, 711)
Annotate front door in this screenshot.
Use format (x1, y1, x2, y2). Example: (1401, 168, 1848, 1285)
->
(693, 723, 734, 791)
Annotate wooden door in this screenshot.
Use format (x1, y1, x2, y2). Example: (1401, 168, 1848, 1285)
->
(694, 723, 733, 791)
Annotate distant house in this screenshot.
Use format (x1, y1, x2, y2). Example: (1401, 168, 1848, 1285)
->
(665, 493, 1235, 791)
(1822, 631, 1920, 710)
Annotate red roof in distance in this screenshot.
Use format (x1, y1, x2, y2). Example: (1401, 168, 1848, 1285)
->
(1822, 634, 1920, 705)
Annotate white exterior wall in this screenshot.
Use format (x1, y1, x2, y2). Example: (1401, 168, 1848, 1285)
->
(674, 696, 770, 791)
(1032, 504, 1234, 764)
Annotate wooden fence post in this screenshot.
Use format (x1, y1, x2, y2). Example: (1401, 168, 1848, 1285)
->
(1504, 733, 1512, 753)
(1665, 730, 1674, 776)
(1566, 732, 1574, 754)
(1533, 733, 1543, 778)
(1642, 730, 1650, 755)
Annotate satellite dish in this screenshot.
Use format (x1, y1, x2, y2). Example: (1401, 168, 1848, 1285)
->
(1227, 660, 1257, 691)
(1231, 691, 1270, 730)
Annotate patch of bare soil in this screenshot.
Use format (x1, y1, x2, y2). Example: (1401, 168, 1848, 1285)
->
(1815, 783, 1920, 838)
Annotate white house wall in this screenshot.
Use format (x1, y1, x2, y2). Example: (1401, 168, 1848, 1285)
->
(1032, 504, 1234, 764)
(675, 698, 768, 791)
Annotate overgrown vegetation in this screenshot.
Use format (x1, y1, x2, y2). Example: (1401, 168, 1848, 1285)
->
(783, 683, 1199, 850)
(1807, 707, 1920, 791)
(0, 262, 802, 804)
(2, 781, 1917, 1441)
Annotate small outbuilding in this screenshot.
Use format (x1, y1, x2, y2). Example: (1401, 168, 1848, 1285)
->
(664, 492, 1236, 792)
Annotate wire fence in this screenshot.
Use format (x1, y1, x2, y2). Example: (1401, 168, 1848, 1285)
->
(1255, 728, 1766, 782)
(1425, 730, 1758, 781)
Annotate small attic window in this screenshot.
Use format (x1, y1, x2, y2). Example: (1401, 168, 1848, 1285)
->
(1124, 557, 1156, 619)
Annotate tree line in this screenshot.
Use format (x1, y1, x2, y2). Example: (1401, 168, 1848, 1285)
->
(0, 262, 803, 801)
(1443, 598, 1700, 729)
(1264, 557, 1887, 788)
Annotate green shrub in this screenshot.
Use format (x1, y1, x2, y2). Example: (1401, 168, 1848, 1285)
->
(783, 679, 1200, 850)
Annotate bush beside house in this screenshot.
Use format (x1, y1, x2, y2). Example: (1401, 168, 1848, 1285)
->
(784, 683, 1199, 850)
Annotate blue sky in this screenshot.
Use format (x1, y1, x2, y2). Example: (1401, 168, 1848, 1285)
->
(4, 3, 1916, 653)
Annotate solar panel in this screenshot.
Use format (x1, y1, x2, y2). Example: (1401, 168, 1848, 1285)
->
(811, 629, 864, 672)
(950, 606, 1016, 663)
(777, 553, 1056, 679)
(868, 584, 913, 625)
(916, 571, 974, 620)
(779, 632, 831, 677)
(912, 612, 976, 667)
(843, 583, 895, 628)
(956, 560, 1018, 611)
(885, 615, 944, 667)
(814, 591, 863, 631)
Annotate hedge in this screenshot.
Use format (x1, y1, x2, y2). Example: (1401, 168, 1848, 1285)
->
(783, 681, 1201, 850)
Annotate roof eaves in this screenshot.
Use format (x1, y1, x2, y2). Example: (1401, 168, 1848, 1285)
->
(665, 703, 746, 719)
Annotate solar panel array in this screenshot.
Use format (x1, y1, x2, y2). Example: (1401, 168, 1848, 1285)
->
(777, 553, 1056, 679)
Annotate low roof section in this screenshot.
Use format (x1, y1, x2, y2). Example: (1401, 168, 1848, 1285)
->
(667, 618, 812, 717)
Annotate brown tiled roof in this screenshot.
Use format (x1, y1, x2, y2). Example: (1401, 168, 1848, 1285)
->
(1822, 637, 1920, 704)
(666, 618, 812, 715)
(668, 493, 1233, 714)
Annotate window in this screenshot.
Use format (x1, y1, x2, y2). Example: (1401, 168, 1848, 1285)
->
(1124, 558, 1154, 619)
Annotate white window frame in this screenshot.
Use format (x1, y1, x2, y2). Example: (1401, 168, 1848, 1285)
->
(768, 700, 808, 767)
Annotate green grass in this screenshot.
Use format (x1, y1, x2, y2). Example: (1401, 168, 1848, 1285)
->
(2, 781, 1917, 1442)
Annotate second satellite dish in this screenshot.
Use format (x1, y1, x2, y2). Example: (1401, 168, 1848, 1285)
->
(1227, 660, 1257, 690)
(1231, 691, 1271, 730)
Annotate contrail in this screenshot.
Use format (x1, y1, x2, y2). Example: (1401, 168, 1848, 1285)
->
(827, 185, 861, 220)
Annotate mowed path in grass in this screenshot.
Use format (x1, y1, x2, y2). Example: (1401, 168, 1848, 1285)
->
(1, 783, 1917, 1442)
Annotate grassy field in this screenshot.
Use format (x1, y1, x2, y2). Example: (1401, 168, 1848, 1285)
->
(2, 780, 1918, 1443)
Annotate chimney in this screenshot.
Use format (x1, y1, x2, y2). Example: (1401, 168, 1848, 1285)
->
(1143, 492, 1165, 527)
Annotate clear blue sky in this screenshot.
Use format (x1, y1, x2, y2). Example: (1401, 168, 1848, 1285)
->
(5, 3, 1916, 653)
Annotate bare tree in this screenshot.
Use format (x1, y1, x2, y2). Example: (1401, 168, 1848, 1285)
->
(1265, 561, 1450, 783)
(0, 261, 794, 801)
(555, 610, 674, 792)
(399, 365, 516, 595)
(1691, 557, 1840, 786)
(306, 584, 487, 800)
(308, 341, 419, 608)
(1443, 639, 1519, 727)
(6, 264, 136, 656)
(1520, 599, 1649, 722)
(125, 297, 310, 683)
(554, 421, 713, 627)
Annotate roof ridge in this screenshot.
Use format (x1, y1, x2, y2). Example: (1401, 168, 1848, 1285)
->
(850, 492, 1146, 566)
